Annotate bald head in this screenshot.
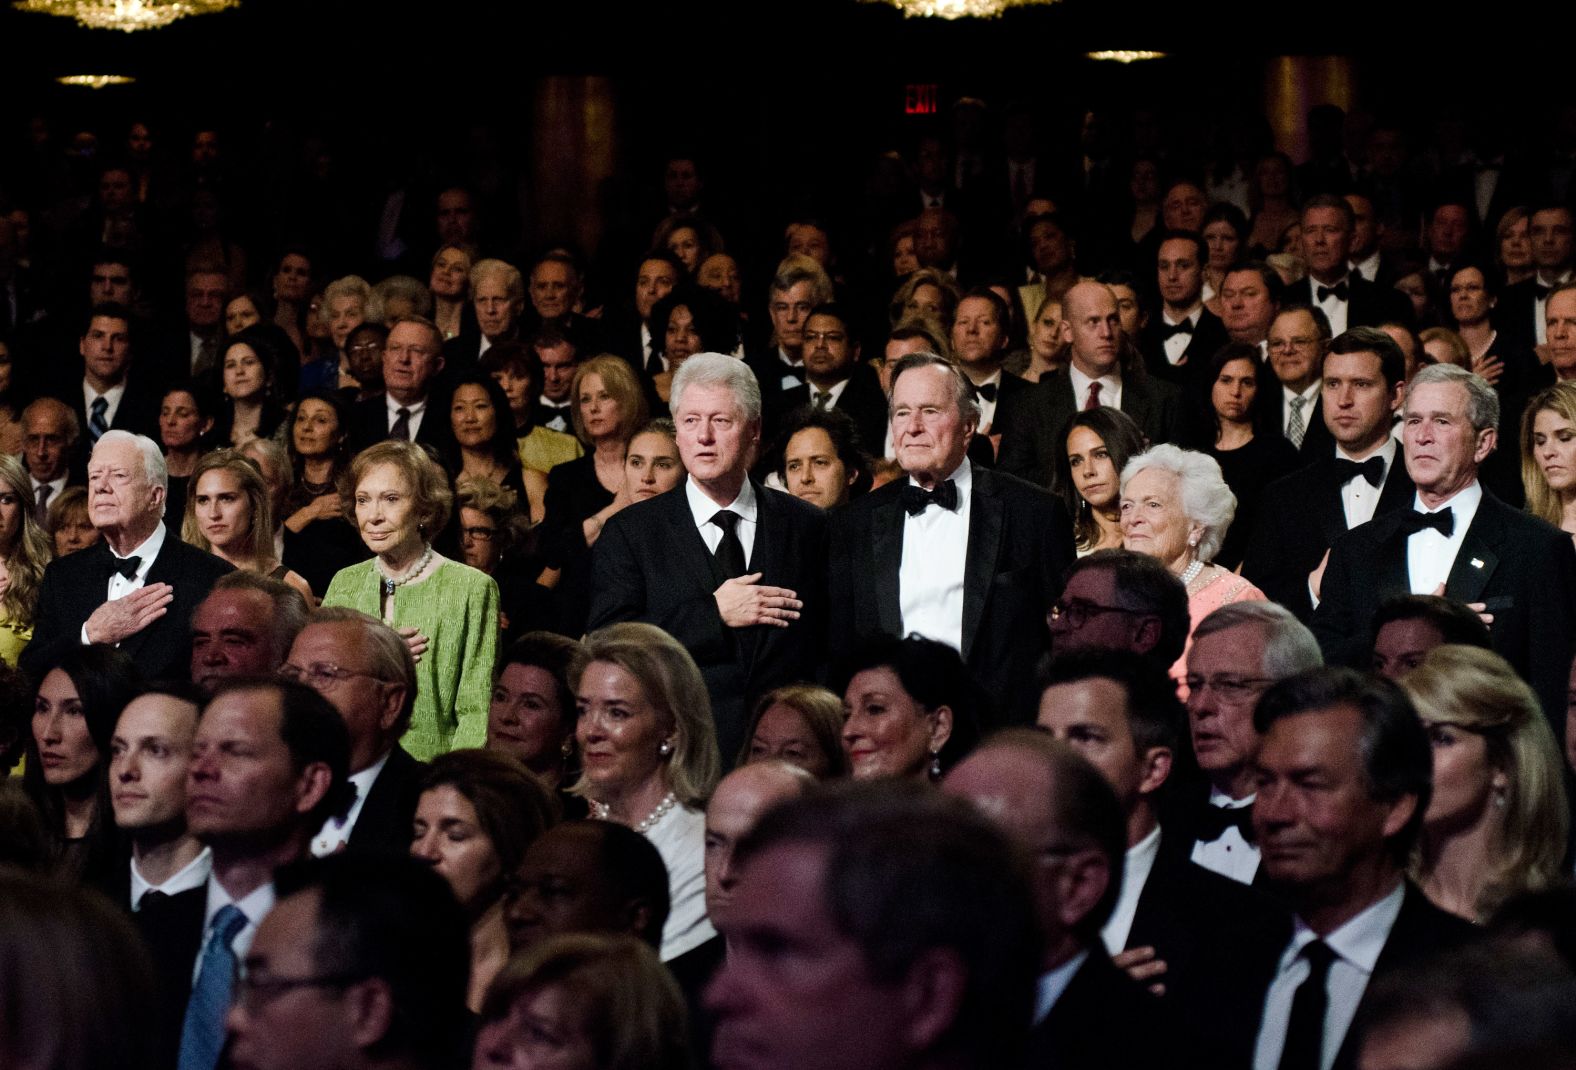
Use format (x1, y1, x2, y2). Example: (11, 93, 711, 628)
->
(705, 760, 816, 919)
(23, 397, 78, 483)
(1061, 281, 1123, 378)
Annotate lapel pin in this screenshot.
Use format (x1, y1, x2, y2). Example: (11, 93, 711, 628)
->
(1470, 558, 1484, 569)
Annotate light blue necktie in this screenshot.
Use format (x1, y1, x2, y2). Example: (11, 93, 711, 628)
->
(89, 396, 109, 442)
(178, 904, 247, 1070)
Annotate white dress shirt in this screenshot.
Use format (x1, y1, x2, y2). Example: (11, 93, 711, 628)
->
(31, 475, 67, 514)
(686, 477, 758, 568)
(644, 803, 716, 961)
(1253, 883, 1406, 1070)
(971, 369, 1002, 431)
(1281, 382, 1321, 441)
(774, 346, 804, 391)
(899, 458, 971, 652)
(194, 876, 276, 984)
(1160, 305, 1203, 366)
(130, 846, 212, 911)
(84, 379, 126, 432)
(1101, 825, 1161, 953)
(84, 522, 166, 644)
(1312, 273, 1352, 336)
(1190, 788, 1260, 884)
(1406, 481, 1482, 595)
(312, 750, 390, 856)
(1033, 950, 1089, 1026)
(1350, 251, 1382, 283)
(1069, 364, 1122, 412)
(1337, 437, 1398, 530)
(808, 376, 851, 411)
(641, 323, 666, 372)
(385, 395, 427, 440)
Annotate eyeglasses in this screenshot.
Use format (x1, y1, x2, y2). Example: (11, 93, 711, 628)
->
(1268, 336, 1318, 352)
(1183, 675, 1276, 701)
(279, 662, 384, 689)
(1047, 599, 1146, 629)
(234, 971, 364, 1013)
(460, 526, 497, 543)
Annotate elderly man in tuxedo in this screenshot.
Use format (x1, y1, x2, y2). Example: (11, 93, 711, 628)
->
(588, 352, 827, 765)
(1311, 362, 1576, 720)
(21, 430, 232, 681)
(830, 351, 1072, 727)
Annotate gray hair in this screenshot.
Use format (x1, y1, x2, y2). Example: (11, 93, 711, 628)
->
(1192, 601, 1323, 679)
(470, 258, 524, 300)
(1120, 444, 1236, 564)
(320, 275, 383, 328)
(305, 606, 419, 734)
(93, 430, 167, 508)
(1405, 362, 1499, 433)
(670, 352, 762, 425)
(768, 254, 833, 305)
(373, 275, 433, 320)
(210, 571, 310, 666)
(888, 352, 981, 426)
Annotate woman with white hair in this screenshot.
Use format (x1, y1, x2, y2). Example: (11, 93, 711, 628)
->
(1120, 443, 1265, 683)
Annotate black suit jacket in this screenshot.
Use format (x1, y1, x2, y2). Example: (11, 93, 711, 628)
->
(21, 533, 234, 680)
(587, 481, 828, 765)
(1027, 948, 1201, 1070)
(345, 746, 427, 855)
(1137, 308, 1231, 395)
(133, 883, 207, 1069)
(996, 368, 1189, 488)
(47, 371, 163, 453)
(1287, 274, 1414, 329)
(1255, 388, 1337, 459)
(770, 364, 888, 457)
(1311, 489, 1576, 721)
(1127, 831, 1291, 1068)
(828, 464, 1073, 727)
(1244, 450, 1416, 620)
(346, 390, 457, 457)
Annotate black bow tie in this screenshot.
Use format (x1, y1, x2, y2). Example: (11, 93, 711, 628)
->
(1160, 319, 1194, 338)
(1399, 508, 1454, 537)
(1536, 283, 1553, 299)
(1197, 803, 1255, 845)
(901, 480, 959, 516)
(1316, 282, 1350, 302)
(1332, 455, 1385, 488)
(112, 555, 142, 579)
(973, 381, 998, 403)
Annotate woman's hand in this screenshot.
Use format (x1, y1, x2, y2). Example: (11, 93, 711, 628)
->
(399, 626, 430, 664)
(285, 492, 341, 532)
(1469, 352, 1504, 386)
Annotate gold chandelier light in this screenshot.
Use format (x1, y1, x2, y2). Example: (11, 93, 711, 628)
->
(14, 0, 238, 32)
(863, 0, 1059, 18)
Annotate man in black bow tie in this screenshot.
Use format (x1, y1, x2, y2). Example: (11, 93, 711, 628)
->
(22, 430, 232, 681)
(1287, 194, 1414, 335)
(1245, 328, 1414, 619)
(951, 288, 1029, 445)
(830, 352, 1072, 728)
(1137, 230, 1228, 393)
(1312, 363, 1576, 721)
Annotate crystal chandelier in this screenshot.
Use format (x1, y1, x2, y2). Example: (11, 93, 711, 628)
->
(56, 73, 137, 87)
(863, 0, 1059, 18)
(14, 0, 239, 32)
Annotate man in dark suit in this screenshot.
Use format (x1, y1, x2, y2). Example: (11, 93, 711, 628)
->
(1311, 363, 1576, 721)
(347, 316, 454, 456)
(1493, 204, 1575, 356)
(767, 304, 886, 453)
(443, 257, 523, 369)
(588, 353, 827, 765)
(745, 257, 833, 423)
(944, 729, 1198, 1070)
(1250, 668, 1477, 1070)
(1247, 328, 1414, 618)
(1137, 230, 1230, 395)
(1038, 650, 1289, 1067)
(1286, 195, 1414, 335)
(285, 607, 427, 857)
(830, 352, 1072, 727)
(189, 573, 309, 696)
(997, 280, 1188, 489)
(1048, 549, 1190, 677)
(1260, 305, 1337, 457)
(22, 431, 233, 681)
(43, 302, 162, 447)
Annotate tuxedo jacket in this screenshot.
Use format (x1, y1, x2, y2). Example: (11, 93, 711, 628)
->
(978, 368, 1035, 441)
(1026, 949, 1202, 1070)
(1285, 274, 1413, 329)
(21, 534, 234, 680)
(1127, 831, 1291, 1068)
(1243, 452, 1416, 620)
(1137, 308, 1231, 396)
(133, 883, 207, 1069)
(770, 363, 888, 456)
(587, 481, 828, 765)
(996, 368, 1189, 489)
(345, 746, 427, 855)
(1493, 276, 1556, 356)
(1310, 489, 1576, 721)
(827, 464, 1073, 727)
(346, 390, 457, 457)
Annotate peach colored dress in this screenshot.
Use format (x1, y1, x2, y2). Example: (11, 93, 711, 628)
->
(1172, 569, 1267, 695)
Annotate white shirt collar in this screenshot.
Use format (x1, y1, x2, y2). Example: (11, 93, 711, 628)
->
(685, 476, 757, 530)
(131, 846, 213, 911)
(1209, 786, 1255, 807)
(386, 394, 426, 418)
(1069, 362, 1120, 403)
(1289, 880, 1405, 972)
(1162, 303, 1203, 327)
(906, 456, 973, 496)
(1411, 478, 1483, 520)
(1032, 950, 1090, 1025)
(1336, 435, 1397, 468)
(204, 872, 276, 932)
(1283, 380, 1321, 405)
(115, 521, 167, 571)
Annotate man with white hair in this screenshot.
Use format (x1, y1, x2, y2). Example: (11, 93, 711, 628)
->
(588, 353, 828, 765)
(22, 430, 232, 680)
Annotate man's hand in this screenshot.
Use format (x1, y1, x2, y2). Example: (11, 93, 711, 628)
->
(1113, 945, 1168, 997)
(399, 626, 430, 664)
(1431, 582, 1493, 626)
(714, 573, 802, 629)
(85, 583, 174, 645)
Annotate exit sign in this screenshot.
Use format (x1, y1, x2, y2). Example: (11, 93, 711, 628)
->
(905, 84, 939, 114)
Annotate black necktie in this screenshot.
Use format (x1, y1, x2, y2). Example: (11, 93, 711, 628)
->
(1535, 283, 1553, 299)
(711, 510, 746, 580)
(645, 347, 664, 377)
(1399, 508, 1453, 537)
(113, 555, 142, 579)
(1196, 802, 1255, 844)
(1278, 940, 1338, 1070)
(1316, 283, 1349, 302)
(974, 381, 998, 403)
(1332, 456, 1384, 488)
(901, 480, 959, 516)
(390, 407, 412, 441)
(1161, 319, 1195, 338)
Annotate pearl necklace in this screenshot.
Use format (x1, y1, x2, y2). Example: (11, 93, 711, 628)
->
(377, 544, 433, 598)
(590, 792, 678, 833)
(1179, 558, 1205, 588)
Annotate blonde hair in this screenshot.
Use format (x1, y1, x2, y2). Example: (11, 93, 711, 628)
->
(0, 455, 52, 624)
(1402, 644, 1570, 919)
(1520, 382, 1576, 527)
(569, 355, 648, 447)
(570, 622, 720, 806)
(180, 449, 276, 569)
